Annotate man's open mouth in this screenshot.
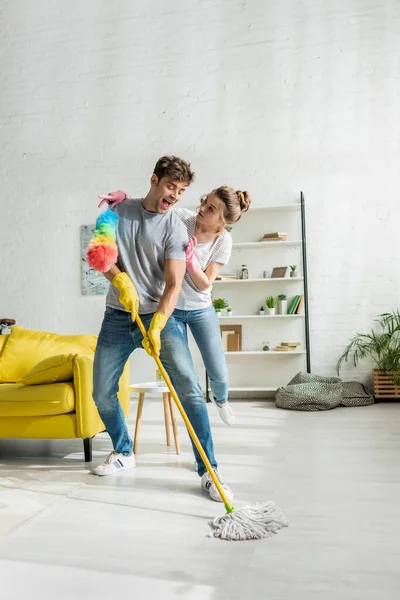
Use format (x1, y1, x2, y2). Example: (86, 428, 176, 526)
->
(161, 199, 173, 209)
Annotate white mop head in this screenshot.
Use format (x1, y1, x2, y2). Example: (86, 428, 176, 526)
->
(210, 501, 288, 541)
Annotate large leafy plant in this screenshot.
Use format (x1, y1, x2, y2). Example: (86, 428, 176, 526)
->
(336, 310, 400, 385)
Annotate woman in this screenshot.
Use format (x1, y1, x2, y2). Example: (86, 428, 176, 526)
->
(98, 186, 251, 425)
(173, 187, 251, 425)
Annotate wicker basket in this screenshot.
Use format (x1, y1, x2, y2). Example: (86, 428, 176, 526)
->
(373, 370, 400, 399)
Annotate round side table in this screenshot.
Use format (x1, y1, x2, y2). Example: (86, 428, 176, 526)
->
(129, 382, 180, 454)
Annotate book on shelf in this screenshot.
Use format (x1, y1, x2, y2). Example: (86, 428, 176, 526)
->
(221, 330, 235, 350)
(227, 333, 240, 351)
(261, 232, 287, 241)
(274, 345, 298, 351)
(281, 342, 301, 347)
(288, 295, 300, 314)
(216, 273, 237, 281)
(295, 294, 304, 314)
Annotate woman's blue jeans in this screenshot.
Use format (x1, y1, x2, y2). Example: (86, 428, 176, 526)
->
(173, 306, 229, 406)
(92, 307, 217, 477)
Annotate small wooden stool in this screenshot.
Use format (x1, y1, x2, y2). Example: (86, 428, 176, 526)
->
(129, 382, 180, 454)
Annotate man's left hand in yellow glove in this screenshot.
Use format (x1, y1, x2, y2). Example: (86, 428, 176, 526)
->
(142, 312, 168, 357)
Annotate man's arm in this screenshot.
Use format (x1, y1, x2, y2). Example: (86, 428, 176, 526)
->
(103, 264, 121, 283)
(157, 259, 186, 317)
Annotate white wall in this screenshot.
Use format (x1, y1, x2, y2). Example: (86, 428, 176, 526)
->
(1, 0, 399, 386)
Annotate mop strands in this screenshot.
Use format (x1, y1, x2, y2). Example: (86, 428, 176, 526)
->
(87, 204, 288, 542)
(210, 501, 288, 541)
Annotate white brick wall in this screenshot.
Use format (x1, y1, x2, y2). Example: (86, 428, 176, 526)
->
(1, 0, 399, 386)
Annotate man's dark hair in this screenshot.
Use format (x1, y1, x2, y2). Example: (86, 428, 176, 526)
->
(153, 155, 195, 185)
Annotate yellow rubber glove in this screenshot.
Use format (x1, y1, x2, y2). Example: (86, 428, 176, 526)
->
(142, 312, 168, 357)
(112, 273, 139, 321)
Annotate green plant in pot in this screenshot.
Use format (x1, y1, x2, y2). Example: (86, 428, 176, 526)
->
(265, 296, 277, 316)
(336, 310, 400, 398)
(213, 297, 229, 318)
(289, 265, 297, 278)
(277, 294, 287, 315)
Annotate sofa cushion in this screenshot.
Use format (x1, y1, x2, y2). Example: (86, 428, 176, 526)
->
(0, 382, 75, 417)
(20, 353, 77, 386)
(0, 327, 97, 383)
(0, 334, 8, 358)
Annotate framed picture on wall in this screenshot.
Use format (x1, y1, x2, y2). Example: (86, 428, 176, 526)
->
(271, 266, 288, 279)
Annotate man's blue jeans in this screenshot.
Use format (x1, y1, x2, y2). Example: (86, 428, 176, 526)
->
(173, 306, 229, 405)
(92, 307, 217, 476)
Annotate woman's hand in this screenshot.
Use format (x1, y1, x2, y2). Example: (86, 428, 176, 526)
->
(185, 237, 201, 273)
(98, 190, 131, 209)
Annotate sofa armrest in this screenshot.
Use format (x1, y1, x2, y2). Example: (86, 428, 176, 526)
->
(73, 354, 130, 439)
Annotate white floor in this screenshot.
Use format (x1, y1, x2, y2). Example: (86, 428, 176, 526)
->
(1, 398, 400, 600)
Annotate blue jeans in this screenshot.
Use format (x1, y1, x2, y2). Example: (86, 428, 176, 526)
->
(92, 307, 217, 476)
(173, 306, 229, 405)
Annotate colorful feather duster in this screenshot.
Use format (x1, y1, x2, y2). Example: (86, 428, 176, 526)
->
(86, 208, 119, 272)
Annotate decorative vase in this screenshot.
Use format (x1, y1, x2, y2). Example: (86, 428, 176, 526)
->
(266, 307, 276, 315)
(278, 300, 287, 315)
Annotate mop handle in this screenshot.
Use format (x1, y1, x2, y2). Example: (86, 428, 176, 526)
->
(135, 314, 234, 513)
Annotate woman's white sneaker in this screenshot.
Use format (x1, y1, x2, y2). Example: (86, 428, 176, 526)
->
(201, 470, 234, 503)
(210, 397, 235, 425)
(92, 451, 136, 476)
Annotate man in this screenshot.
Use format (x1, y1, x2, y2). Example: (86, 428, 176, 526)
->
(92, 155, 233, 503)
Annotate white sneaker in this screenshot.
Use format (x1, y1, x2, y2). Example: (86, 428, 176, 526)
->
(92, 451, 136, 476)
(201, 470, 234, 503)
(210, 397, 235, 425)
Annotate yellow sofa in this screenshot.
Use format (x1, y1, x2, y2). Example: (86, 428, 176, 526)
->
(0, 327, 130, 462)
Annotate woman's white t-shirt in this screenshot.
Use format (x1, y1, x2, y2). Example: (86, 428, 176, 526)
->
(174, 207, 232, 310)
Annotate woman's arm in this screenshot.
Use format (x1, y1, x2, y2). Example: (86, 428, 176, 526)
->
(187, 261, 225, 291)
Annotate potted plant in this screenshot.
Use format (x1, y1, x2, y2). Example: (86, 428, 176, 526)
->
(289, 265, 297, 278)
(336, 310, 400, 399)
(277, 294, 287, 315)
(226, 306, 233, 317)
(213, 297, 229, 317)
(259, 305, 265, 316)
(265, 296, 276, 316)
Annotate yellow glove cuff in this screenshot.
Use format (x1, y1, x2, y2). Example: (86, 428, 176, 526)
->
(152, 312, 168, 330)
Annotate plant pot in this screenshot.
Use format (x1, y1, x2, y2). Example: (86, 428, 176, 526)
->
(266, 307, 276, 315)
(226, 310, 233, 317)
(215, 309, 222, 318)
(278, 300, 287, 315)
(373, 369, 400, 399)
(290, 271, 298, 278)
(259, 309, 265, 316)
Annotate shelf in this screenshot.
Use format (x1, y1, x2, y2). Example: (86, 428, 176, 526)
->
(247, 203, 301, 212)
(224, 350, 306, 355)
(186, 203, 300, 213)
(218, 315, 304, 319)
(232, 240, 302, 248)
(214, 277, 303, 284)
